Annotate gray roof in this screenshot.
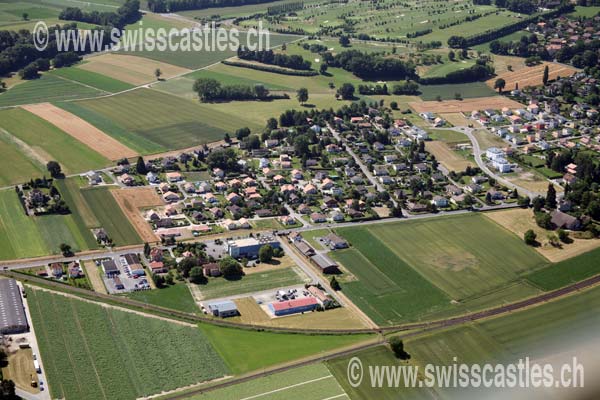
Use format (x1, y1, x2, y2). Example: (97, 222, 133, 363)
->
(0, 279, 28, 334)
(207, 300, 238, 313)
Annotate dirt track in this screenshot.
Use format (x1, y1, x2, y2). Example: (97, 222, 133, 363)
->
(410, 96, 522, 113)
(112, 187, 164, 244)
(21, 103, 137, 160)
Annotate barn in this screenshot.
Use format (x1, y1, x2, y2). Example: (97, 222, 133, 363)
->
(0, 279, 29, 334)
(269, 297, 318, 316)
(310, 254, 340, 274)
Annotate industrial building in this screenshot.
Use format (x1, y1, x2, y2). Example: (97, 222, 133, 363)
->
(269, 297, 318, 316)
(102, 259, 120, 277)
(310, 254, 340, 274)
(0, 279, 29, 334)
(226, 236, 280, 258)
(206, 300, 239, 318)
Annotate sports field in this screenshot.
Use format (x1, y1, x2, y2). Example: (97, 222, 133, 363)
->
(27, 288, 229, 400)
(0, 74, 105, 107)
(0, 108, 109, 174)
(189, 363, 348, 400)
(0, 189, 97, 260)
(81, 187, 142, 246)
(199, 323, 373, 374)
(333, 214, 549, 325)
(72, 89, 241, 150)
(198, 267, 306, 300)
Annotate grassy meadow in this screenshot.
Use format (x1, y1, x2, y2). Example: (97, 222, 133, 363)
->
(332, 214, 549, 325)
(50, 67, 134, 93)
(0, 131, 45, 186)
(126, 283, 199, 314)
(27, 288, 229, 400)
(0, 108, 109, 173)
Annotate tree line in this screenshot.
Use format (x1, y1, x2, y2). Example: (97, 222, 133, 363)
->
(193, 77, 290, 102)
(59, 0, 140, 29)
(147, 0, 281, 13)
(323, 49, 416, 80)
(237, 47, 312, 70)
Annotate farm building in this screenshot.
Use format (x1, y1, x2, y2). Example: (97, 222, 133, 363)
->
(0, 279, 29, 334)
(324, 233, 349, 250)
(226, 236, 280, 258)
(102, 259, 120, 277)
(206, 300, 238, 318)
(310, 254, 340, 274)
(269, 297, 318, 316)
(294, 240, 315, 257)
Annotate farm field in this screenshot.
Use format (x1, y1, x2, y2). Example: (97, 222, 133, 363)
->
(330, 238, 450, 326)
(81, 187, 142, 246)
(179, 0, 321, 19)
(73, 88, 242, 150)
(332, 213, 549, 325)
(0, 188, 97, 260)
(231, 297, 368, 329)
(0, 131, 45, 186)
(112, 187, 163, 243)
(27, 288, 229, 400)
(197, 267, 306, 300)
(328, 346, 437, 400)
(425, 129, 469, 144)
(119, 32, 296, 69)
(50, 66, 134, 93)
(55, 101, 165, 155)
(21, 103, 138, 160)
(199, 323, 374, 374)
(526, 248, 600, 291)
(484, 208, 600, 263)
(417, 82, 497, 101)
(126, 283, 199, 314)
(0, 108, 109, 174)
(425, 141, 474, 172)
(78, 53, 191, 86)
(0, 74, 105, 107)
(410, 95, 520, 114)
(188, 363, 348, 400)
(486, 62, 579, 90)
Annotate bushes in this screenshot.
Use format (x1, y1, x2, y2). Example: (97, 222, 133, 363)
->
(221, 60, 318, 76)
(237, 48, 312, 70)
(59, 0, 140, 29)
(193, 77, 286, 102)
(418, 63, 494, 85)
(327, 50, 416, 81)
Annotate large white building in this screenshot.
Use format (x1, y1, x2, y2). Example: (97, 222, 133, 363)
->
(226, 236, 280, 258)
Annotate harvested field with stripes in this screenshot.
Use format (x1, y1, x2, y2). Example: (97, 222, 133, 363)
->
(21, 103, 138, 160)
(111, 187, 164, 244)
(486, 62, 579, 90)
(409, 96, 522, 114)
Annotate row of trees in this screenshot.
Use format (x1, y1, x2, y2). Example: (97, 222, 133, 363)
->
(357, 81, 420, 95)
(325, 50, 416, 80)
(237, 47, 312, 70)
(147, 0, 280, 12)
(59, 0, 140, 29)
(418, 61, 494, 85)
(193, 77, 276, 102)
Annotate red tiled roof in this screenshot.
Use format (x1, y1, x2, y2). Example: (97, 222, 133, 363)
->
(271, 297, 318, 311)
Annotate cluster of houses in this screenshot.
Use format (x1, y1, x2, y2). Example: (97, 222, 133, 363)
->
(530, 16, 600, 57)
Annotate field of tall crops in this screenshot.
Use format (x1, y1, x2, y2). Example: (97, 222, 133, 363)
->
(27, 288, 229, 400)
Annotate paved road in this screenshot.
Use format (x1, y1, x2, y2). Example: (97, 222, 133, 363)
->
(437, 127, 541, 198)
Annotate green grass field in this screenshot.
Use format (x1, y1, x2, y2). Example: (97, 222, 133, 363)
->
(126, 283, 199, 314)
(50, 67, 134, 93)
(418, 82, 497, 101)
(0, 108, 109, 174)
(0, 74, 105, 107)
(73, 89, 243, 150)
(81, 187, 141, 246)
(525, 247, 600, 291)
(199, 323, 373, 374)
(27, 288, 229, 400)
(198, 267, 306, 300)
(0, 189, 97, 260)
(0, 131, 45, 186)
(421, 59, 477, 79)
(189, 363, 348, 400)
(327, 285, 600, 399)
(119, 32, 296, 69)
(332, 214, 548, 325)
(55, 101, 165, 155)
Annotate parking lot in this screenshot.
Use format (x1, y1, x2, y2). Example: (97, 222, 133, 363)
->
(97, 256, 151, 294)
